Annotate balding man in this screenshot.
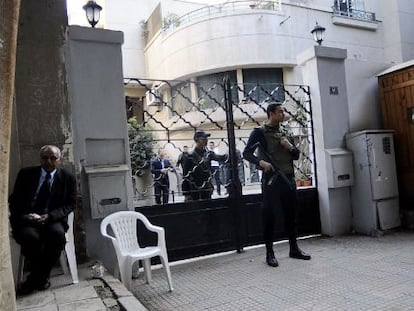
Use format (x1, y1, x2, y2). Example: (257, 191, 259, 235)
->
(9, 145, 76, 295)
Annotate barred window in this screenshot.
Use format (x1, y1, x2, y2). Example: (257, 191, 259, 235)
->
(334, 0, 365, 14)
(197, 71, 238, 109)
(171, 81, 192, 114)
(242, 68, 284, 103)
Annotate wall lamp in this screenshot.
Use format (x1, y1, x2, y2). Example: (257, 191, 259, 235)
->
(311, 22, 326, 45)
(83, 0, 102, 28)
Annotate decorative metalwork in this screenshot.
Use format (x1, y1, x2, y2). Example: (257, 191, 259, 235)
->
(332, 2, 376, 22)
(124, 77, 315, 206)
(162, 1, 282, 33)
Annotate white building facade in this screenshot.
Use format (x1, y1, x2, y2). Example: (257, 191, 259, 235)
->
(68, 0, 414, 132)
(67, 0, 414, 236)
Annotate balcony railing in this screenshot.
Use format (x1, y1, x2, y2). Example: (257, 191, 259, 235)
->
(332, 6, 376, 22)
(162, 1, 282, 33)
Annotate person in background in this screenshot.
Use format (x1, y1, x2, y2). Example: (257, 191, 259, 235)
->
(182, 131, 226, 201)
(9, 145, 76, 295)
(243, 102, 311, 268)
(176, 145, 189, 171)
(208, 141, 222, 195)
(151, 150, 174, 205)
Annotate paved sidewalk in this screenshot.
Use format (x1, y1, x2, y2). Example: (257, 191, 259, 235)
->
(130, 230, 414, 310)
(16, 262, 146, 311)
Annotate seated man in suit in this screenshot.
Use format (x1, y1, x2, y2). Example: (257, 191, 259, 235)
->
(9, 145, 76, 295)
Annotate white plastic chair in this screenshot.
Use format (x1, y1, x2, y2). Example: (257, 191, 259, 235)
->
(100, 211, 173, 291)
(18, 211, 79, 285)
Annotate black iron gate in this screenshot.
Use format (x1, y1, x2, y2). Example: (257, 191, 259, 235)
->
(125, 76, 320, 262)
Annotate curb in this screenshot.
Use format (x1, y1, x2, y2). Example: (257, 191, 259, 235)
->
(101, 274, 148, 311)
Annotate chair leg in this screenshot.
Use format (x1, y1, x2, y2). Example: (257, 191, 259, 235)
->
(59, 252, 69, 275)
(17, 253, 25, 286)
(65, 242, 79, 284)
(113, 264, 121, 280)
(160, 254, 173, 291)
(143, 258, 152, 284)
(119, 258, 133, 291)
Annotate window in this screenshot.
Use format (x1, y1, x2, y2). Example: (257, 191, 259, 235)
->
(242, 68, 284, 103)
(171, 81, 192, 114)
(196, 71, 238, 109)
(333, 0, 376, 25)
(334, 0, 366, 17)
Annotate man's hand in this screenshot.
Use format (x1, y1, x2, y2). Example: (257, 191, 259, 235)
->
(259, 160, 274, 173)
(280, 137, 294, 151)
(24, 213, 49, 224)
(37, 214, 49, 224)
(24, 213, 41, 222)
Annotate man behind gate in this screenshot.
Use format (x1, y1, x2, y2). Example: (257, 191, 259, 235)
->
(243, 102, 311, 267)
(182, 130, 226, 201)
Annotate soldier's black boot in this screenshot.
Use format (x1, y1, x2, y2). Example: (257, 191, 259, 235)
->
(265, 243, 279, 267)
(289, 240, 311, 260)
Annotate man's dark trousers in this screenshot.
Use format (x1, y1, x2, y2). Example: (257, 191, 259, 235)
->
(262, 174, 297, 247)
(14, 222, 66, 285)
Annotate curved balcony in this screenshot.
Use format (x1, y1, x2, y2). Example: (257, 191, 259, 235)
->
(144, 1, 315, 80)
(162, 1, 282, 34)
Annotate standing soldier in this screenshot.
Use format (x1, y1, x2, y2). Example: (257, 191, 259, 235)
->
(243, 103, 311, 267)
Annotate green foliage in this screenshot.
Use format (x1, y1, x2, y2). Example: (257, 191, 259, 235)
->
(127, 117, 154, 176)
(259, 1, 275, 10)
(163, 13, 181, 29)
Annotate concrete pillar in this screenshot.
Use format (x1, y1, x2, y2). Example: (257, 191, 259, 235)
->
(0, 0, 20, 308)
(297, 46, 352, 236)
(65, 26, 133, 271)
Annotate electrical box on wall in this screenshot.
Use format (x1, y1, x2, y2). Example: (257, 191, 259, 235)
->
(325, 148, 354, 188)
(85, 164, 130, 219)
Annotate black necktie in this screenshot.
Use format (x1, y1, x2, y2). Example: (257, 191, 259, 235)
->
(34, 173, 51, 214)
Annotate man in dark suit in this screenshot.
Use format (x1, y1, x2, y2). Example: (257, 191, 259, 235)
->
(151, 150, 174, 204)
(9, 145, 76, 295)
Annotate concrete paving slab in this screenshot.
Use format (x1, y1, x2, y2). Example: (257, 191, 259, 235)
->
(16, 261, 144, 311)
(103, 278, 134, 298)
(15, 231, 414, 311)
(118, 296, 148, 311)
(17, 304, 58, 311)
(54, 284, 98, 304)
(58, 297, 106, 311)
(16, 291, 55, 310)
(130, 231, 414, 311)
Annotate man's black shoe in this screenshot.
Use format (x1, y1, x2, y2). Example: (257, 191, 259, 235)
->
(36, 279, 51, 291)
(17, 280, 36, 296)
(289, 248, 311, 260)
(266, 252, 279, 267)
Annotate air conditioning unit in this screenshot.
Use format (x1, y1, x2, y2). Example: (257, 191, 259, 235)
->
(145, 89, 163, 106)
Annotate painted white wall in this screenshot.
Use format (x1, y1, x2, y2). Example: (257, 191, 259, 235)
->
(102, 0, 159, 78)
(298, 46, 352, 236)
(68, 1, 414, 82)
(345, 59, 388, 131)
(378, 0, 414, 64)
(144, 3, 387, 80)
(65, 26, 134, 267)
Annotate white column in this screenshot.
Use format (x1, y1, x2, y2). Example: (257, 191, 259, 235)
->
(297, 46, 352, 236)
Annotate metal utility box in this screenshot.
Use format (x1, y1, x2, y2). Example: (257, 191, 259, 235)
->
(85, 164, 130, 219)
(325, 148, 354, 188)
(345, 130, 400, 235)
